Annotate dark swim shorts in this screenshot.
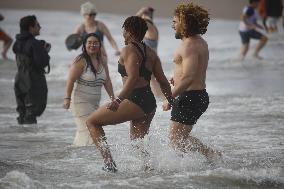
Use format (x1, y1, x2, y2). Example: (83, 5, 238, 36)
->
(171, 89, 209, 125)
(239, 29, 264, 44)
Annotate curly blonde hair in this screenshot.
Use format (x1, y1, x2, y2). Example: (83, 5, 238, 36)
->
(175, 3, 210, 37)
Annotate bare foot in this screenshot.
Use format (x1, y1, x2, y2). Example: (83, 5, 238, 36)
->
(1, 52, 8, 60)
(253, 54, 263, 60)
(238, 54, 245, 61)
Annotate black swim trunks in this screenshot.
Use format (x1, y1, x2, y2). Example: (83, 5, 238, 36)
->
(127, 85, 156, 114)
(171, 89, 209, 125)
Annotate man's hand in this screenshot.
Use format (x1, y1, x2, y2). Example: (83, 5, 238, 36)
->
(162, 100, 171, 111)
(44, 42, 51, 52)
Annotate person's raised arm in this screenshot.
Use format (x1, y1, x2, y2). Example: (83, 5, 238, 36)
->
(136, 7, 149, 17)
(74, 24, 84, 35)
(99, 22, 120, 55)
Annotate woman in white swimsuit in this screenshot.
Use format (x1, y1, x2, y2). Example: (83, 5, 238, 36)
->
(63, 33, 114, 146)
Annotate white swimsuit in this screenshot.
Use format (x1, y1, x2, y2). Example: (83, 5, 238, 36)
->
(71, 60, 106, 146)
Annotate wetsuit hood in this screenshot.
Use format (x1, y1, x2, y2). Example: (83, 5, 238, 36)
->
(13, 32, 34, 54)
(15, 31, 34, 41)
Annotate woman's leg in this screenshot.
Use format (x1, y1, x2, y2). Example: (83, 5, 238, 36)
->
(130, 109, 155, 140)
(86, 100, 145, 165)
(130, 109, 156, 170)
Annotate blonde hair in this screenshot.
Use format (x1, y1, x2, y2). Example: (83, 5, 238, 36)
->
(80, 2, 97, 15)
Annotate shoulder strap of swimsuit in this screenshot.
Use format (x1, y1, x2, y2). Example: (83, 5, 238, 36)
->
(131, 42, 145, 65)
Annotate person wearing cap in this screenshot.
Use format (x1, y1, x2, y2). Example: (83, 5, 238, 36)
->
(136, 6, 163, 97)
(75, 2, 120, 57)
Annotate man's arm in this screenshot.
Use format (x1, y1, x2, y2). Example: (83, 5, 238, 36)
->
(172, 46, 198, 97)
(32, 40, 50, 72)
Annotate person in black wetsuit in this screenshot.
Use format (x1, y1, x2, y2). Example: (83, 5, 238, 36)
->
(13, 15, 50, 124)
(86, 16, 173, 172)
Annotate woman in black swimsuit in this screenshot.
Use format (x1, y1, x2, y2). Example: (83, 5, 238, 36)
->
(86, 16, 173, 172)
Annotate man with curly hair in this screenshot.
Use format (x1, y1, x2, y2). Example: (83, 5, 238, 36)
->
(163, 3, 221, 160)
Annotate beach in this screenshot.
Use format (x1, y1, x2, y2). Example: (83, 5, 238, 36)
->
(0, 0, 248, 19)
(0, 4, 284, 189)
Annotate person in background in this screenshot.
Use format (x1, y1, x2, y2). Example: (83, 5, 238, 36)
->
(163, 3, 221, 160)
(63, 33, 114, 146)
(13, 15, 50, 124)
(238, 0, 268, 60)
(86, 16, 172, 172)
(75, 1, 120, 57)
(136, 6, 163, 97)
(0, 13, 13, 59)
(258, 0, 268, 32)
(265, 0, 283, 33)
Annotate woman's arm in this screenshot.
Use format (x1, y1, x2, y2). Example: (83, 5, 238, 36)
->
(63, 58, 85, 109)
(99, 21, 120, 55)
(74, 23, 84, 34)
(102, 56, 115, 100)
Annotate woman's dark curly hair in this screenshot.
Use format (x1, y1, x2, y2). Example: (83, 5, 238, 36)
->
(122, 16, 148, 42)
(75, 33, 102, 76)
(175, 3, 210, 37)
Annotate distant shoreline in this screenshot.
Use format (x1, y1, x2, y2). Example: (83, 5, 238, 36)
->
(0, 0, 247, 20)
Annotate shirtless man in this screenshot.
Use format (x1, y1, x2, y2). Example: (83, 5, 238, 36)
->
(163, 3, 220, 159)
(136, 6, 163, 97)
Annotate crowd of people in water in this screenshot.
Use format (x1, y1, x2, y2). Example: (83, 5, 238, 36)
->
(1, 0, 283, 172)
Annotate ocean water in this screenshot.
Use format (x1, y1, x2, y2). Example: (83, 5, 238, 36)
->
(0, 9, 283, 189)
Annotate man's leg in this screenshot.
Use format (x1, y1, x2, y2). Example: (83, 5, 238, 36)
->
(253, 36, 268, 59)
(169, 121, 220, 159)
(15, 94, 26, 124)
(24, 93, 37, 124)
(239, 43, 249, 61)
